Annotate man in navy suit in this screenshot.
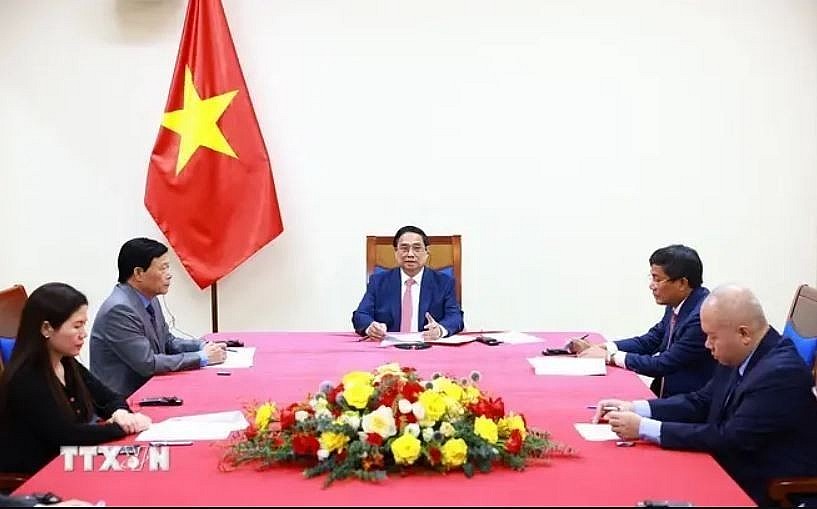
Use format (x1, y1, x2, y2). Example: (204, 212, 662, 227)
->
(572, 244, 716, 397)
(352, 226, 464, 340)
(593, 285, 817, 506)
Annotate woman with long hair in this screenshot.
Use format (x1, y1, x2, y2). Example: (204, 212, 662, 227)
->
(0, 282, 151, 474)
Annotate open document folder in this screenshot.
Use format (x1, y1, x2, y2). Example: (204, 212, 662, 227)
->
(136, 410, 248, 442)
(527, 356, 607, 376)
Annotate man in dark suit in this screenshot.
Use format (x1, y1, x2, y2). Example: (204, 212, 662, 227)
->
(90, 238, 226, 397)
(352, 226, 464, 340)
(593, 285, 817, 506)
(572, 244, 716, 397)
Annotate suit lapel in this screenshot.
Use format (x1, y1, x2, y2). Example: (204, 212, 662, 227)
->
(390, 269, 402, 331)
(418, 269, 432, 331)
(119, 284, 161, 353)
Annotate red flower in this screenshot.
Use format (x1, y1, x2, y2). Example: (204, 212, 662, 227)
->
(400, 381, 424, 402)
(244, 423, 258, 440)
(378, 387, 398, 408)
(280, 408, 295, 430)
(327, 383, 345, 406)
(292, 434, 320, 456)
(488, 397, 505, 420)
(505, 429, 523, 454)
(366, 433, 384, 446)
(428, 447, 442, 466)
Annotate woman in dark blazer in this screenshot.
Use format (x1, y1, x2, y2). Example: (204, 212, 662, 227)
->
(0, 282, 151, 474)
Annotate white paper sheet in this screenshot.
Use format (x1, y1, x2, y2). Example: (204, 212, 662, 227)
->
(135, 411, 248, 442)
(204, 347, 256, 369)
(379, 332, 426, 348)
(481, 331, 544, 344)
(574, 423, 620, 441)
(527, 356, 607, 376)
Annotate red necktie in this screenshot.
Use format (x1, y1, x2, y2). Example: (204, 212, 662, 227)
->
(400, 279, 416, 332)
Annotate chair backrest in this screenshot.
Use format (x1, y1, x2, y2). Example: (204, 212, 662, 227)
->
(366, 235, 462, 305)
(782, 284, 817, 376)
(0, 284, 27, 338)
(0, 285, 27, 366)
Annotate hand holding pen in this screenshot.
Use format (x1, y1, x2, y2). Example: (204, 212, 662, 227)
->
(590, 399, 634, 424)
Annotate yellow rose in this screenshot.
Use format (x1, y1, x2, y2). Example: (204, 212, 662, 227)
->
(375, 362, 402, 375)
(418, 391, 446, 425)
(433, 378, 464, 402)
(498, 413, 527, 439)
(441, 438, 468, 468)
(342, 370, 374, 387)
(254, 402, 276, 431)
(343, 383, 375, 409)
(443, 396, 464, 418)
(390, 433, 422, 465)
(319, 431, 350, 452)
(474, 415, 498, 444)
(462, 386, 482, 405)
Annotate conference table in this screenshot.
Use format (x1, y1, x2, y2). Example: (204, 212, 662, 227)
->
(16, 332, 754, 506)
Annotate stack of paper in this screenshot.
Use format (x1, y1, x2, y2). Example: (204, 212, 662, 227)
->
(135, 410, 248, 442)
(574, 423, 619, 441)
(479, 331, 543, 344)
(204, 347, 256, 369)
(527, 356, 606, 376)
(379, 333, 425, 348)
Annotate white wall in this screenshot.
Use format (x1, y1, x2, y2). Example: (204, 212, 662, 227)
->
(2, 0, 816, 357)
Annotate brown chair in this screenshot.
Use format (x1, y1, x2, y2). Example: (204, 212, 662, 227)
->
(768, 284, 817, 507)
(0, 284, 27, 338)
(366, 235, 462, 305)
(0, 285, 29, 492)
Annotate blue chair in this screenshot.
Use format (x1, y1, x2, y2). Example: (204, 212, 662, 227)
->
(0, 284, 27, 366)
(769, 284, 817, 507)
(366, 234, 462, 305)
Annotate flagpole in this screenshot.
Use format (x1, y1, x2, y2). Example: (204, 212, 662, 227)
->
(211, 281, 219, 333)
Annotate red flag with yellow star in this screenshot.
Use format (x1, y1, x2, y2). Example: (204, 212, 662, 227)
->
(145, 0, 283, 289)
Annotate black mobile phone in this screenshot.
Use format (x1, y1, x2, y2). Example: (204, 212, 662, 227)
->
(542, 348, 572, 356)
(223, 339, 244, 348)
(393, 343, 431, 350)
(637, 500, 694, 507)
(138, 396, 183, 406)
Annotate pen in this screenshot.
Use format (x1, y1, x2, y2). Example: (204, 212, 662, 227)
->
(149, 441, 194, 446)
(575, 334, 589, 341)
(586, 405, 620, 411)
(226, 348, 237, 352)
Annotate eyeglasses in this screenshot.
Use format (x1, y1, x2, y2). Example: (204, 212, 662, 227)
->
(396, 244, 427, 255)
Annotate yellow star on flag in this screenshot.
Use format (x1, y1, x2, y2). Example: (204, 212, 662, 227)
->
(161, 66, 239, 175)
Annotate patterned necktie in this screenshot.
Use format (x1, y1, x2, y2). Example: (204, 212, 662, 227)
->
(400, 279, 416, 333)
(668, 312, 679, 344)
(145, 302, 157, 330)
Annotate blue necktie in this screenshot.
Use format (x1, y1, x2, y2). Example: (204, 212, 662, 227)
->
(145, 303, 157, 330)
(722, 371, 743, 412)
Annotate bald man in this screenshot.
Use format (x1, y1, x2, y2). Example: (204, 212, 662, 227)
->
(591, 285, 817, 506)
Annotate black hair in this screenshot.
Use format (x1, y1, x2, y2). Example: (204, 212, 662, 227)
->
(649, 244, 703, 288)
(117, 238, 169, 283)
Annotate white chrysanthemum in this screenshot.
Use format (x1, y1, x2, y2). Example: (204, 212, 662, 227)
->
(398, 398, 413, 414)
(340, 411, 361, 430)
(405, 423, 421, 438)
(317, 449, 330, 460)
(422, 427, 435, 442)
(440, 421, 455, 438)
(411, 401, 425, 420)
(295, 410, 309, 422)
(315, 408, 332, 420)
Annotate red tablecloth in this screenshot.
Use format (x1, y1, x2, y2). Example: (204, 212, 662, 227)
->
(15, 332, 754, 506)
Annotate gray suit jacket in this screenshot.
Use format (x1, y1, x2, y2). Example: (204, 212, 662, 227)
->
(90, 283, 203, 397)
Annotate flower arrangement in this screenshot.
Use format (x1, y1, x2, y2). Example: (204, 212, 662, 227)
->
(222, 363, 571, 486)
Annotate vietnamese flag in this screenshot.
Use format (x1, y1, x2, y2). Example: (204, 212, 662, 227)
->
(145, 0, 283, 289)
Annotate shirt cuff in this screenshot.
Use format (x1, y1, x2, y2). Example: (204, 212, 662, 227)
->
(439, 324, 449, 338)
(606, 341, 619, 355)
(638, 417, 662, 445)
(198, 349, 208, 367)
(612, 351, 627, 368)
(632, 399, 652, 418)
